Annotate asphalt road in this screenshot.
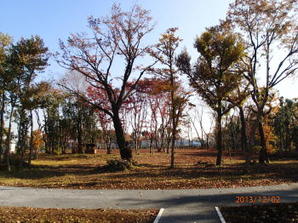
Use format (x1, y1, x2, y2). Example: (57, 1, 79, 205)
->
(1, 183, 298, 223)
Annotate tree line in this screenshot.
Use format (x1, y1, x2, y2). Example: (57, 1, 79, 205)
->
(0, 0, 297, 170)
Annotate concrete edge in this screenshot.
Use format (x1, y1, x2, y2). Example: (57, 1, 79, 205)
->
(215, 206, 226, 223)
(153, 208, 164, 223)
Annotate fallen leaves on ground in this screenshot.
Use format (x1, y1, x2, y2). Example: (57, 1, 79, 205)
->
(0, 207, 157, 223)
(0, 149, 297, 189)
(221, 202, 298, 223)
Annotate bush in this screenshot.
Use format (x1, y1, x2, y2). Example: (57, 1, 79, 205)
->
(252, 146, 262, 153)
(106, 159, 132, 171)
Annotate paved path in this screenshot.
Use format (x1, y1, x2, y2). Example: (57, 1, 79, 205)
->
(1, 183, 298, 222)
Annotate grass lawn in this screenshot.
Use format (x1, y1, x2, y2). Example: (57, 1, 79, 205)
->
(0, 207, 157, 223)
(221, 202, 298, 223)
(0, 149, 297, 189)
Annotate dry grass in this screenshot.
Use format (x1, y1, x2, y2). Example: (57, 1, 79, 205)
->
(0, 149, 297, 189)
(0, 207, 157, 223)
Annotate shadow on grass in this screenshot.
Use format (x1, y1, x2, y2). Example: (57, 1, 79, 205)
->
(37, 154, 91, 161)
(0, 164, 99, 180)
(107, 162, 298, 183)
(0, 158, 298, 189)
(66, 180, 125, 188)
(135, 163, 168, 168)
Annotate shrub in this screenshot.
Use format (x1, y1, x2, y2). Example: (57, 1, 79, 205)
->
(106, 159, 132, 171)
(252, 146, 262, 153)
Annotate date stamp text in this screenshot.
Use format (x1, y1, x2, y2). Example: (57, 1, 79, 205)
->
(235, 196, 280, 204)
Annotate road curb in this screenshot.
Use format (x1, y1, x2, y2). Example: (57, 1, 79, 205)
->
(153, 208, 164, 223)
(215, 206, 226, 223)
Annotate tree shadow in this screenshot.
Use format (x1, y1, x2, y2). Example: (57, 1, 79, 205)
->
(112, 187, 298, 222)
(117, 187, 298, 209)
(107, 162, 298, 185)
(0, 164, 99, 180)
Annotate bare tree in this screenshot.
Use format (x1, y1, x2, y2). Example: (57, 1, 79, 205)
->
(228, 0, 298, 163)
(150, 28, 190, 168)
(58, 4, 156, 161)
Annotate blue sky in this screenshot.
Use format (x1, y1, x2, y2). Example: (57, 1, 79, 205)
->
(0, 0, 232, 78)
(0, 0, 296, 98)
(0, 0, 232, 46)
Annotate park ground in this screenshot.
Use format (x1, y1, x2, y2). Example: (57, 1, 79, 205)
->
(1, 149, 298, 222)
(0, 207, 157, 223)
(0, 148, 297, 189)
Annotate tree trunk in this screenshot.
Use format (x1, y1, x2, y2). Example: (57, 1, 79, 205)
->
(112, 111, 132, 161)
(258, 119, 269, 164)
(216, 111, 223, 166)
(159, 129, 164, 152)
(206, 137, 209, 149)
(155, 134, 161, 152)
(4, 103, 14, 172)
(42, 110, 50, 154)
(77, 109, 83, 154)
(106, 142, 112, 154)
(279, 129, 284, 152)
(285, 125, 290, 152)
(28, 110, 34, 166)
(170, 142, 175, 167)
(239, 106, 249, 162)
(77, 122, 83, 154)
(170, 119, 177, 168)
(170, 74, 176, 168)
(17, 108, 28, 168)
(149, 135, 153, 154)
(104, 132, 112, 154)
(166, 137, 171, 154)
(170, 127, 176, 168)
(0, 92, 5, 162)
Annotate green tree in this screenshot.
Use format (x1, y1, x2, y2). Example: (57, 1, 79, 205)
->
(62, 95, 98, 154)
(39, 86, 66, 154)
(177, 26, 245, 165)
(25, 82, 55, 164)
(9, 36, 49, 166)
(0, 33, 12, 162)
(274, 98, 298, 152)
